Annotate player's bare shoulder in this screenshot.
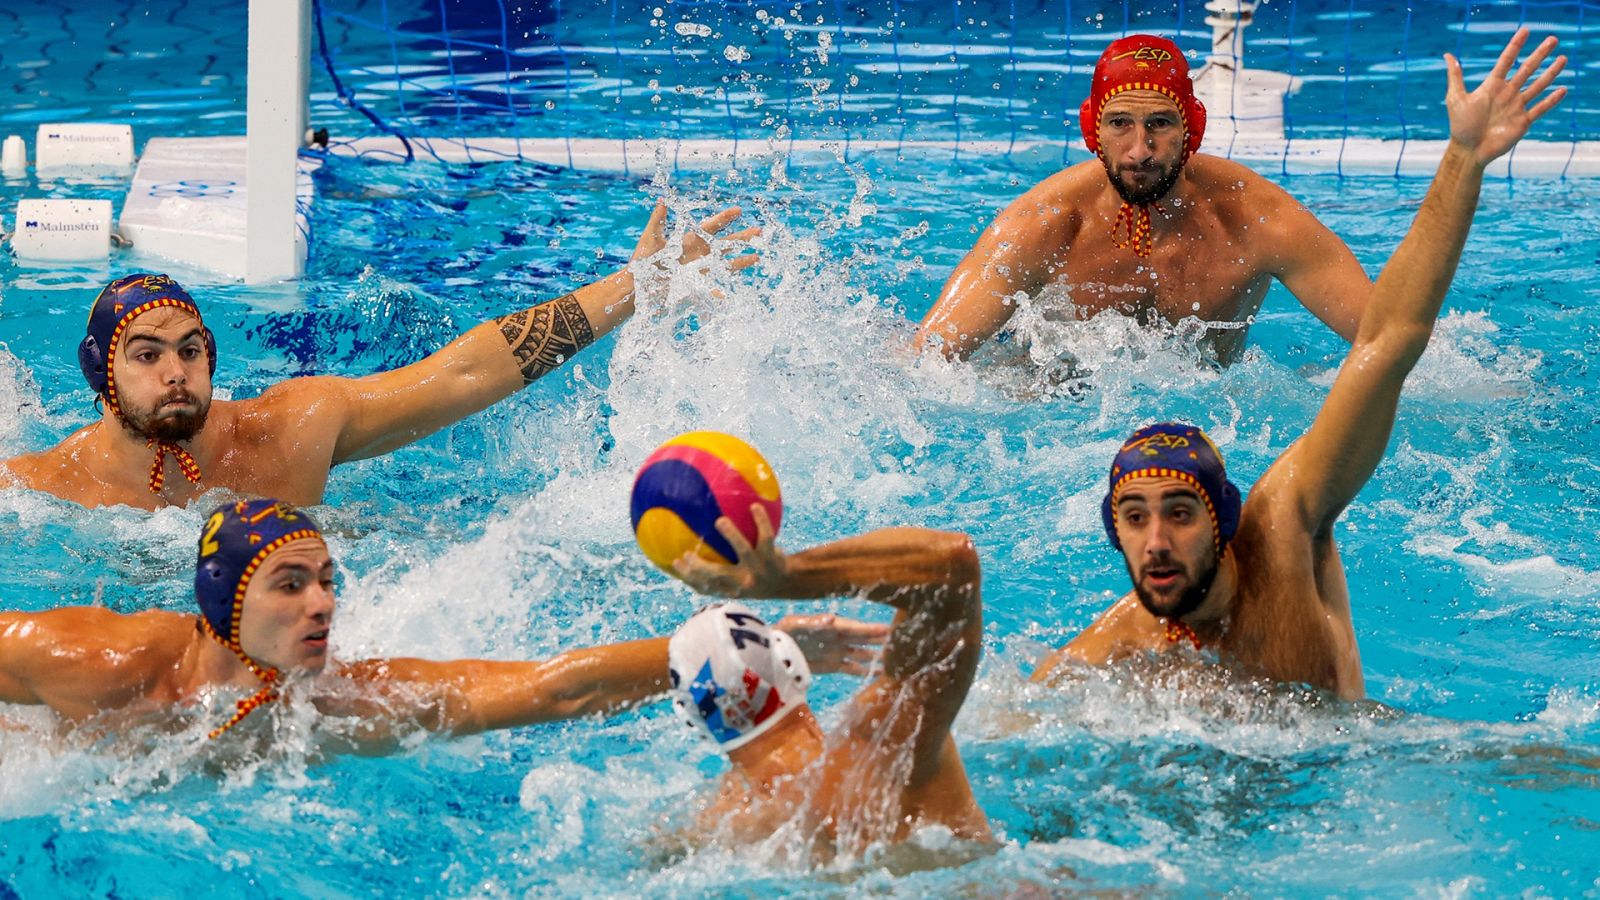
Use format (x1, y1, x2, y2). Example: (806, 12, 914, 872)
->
(225, 376, 352, 449)
(0, 426, 102, 503)
(1182, 153, 1286, 196)
(1225, 452, 1334, 594)
(2, 607, 192, 685)
(1038, 592, 1163, 676)
(1090, 592, 1166, 653)
(1186, 155, 1314, 228)
(992, 160, 1102, 239)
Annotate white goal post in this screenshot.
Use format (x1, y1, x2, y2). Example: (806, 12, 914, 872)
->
(244, 0, 312, 283)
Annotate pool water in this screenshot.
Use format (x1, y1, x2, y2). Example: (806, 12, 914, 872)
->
(3, 1, 1600, 897)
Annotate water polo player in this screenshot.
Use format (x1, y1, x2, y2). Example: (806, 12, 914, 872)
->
(0, 498, 883, 748)
(917, 33, 1375, 364)
(670, 511, 992, 853)
(0, 202, 757, 510)
(1032, 30, 1568, 697)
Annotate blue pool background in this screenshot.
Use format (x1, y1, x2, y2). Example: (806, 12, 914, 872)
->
(2, 0, 1600, 896)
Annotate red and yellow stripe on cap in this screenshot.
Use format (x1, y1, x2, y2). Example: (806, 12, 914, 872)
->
(1109, 465, 1223, 553)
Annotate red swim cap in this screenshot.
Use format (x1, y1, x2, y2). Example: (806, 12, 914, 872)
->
(1079, 35, 1206, 160)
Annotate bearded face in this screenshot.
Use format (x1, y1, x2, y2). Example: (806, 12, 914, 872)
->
(108, 307, 214, 443)
(1095, 91, 1189, 205)
(1100, 152, 1184, 205)
(1125, 551, 1216, 621)
(117, 386, 210, 442)
(1112, 477, 1220, 622)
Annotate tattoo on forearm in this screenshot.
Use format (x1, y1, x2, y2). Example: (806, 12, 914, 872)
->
(495, 293, 597, 385)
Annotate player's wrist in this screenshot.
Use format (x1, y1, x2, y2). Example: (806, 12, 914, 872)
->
(1440, 140, 1489, 174)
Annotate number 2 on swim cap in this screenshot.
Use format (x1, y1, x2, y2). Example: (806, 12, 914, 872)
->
(200, 512, 224, 557)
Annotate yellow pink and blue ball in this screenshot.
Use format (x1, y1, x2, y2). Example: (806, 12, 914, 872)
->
(630, 431, 783, 574)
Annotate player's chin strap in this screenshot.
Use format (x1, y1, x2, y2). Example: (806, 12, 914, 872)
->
(199, 617, 281, 740)
(1111, 201, 1165, 259)
(1164, 617, 1203, 650)
(148, 438, 203, 494)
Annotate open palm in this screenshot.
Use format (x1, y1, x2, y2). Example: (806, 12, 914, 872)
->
(632, 201, 760, 269)
(1445, 28, 1567, 166)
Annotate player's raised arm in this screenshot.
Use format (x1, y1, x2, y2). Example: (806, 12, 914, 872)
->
(326, 203, 759, 464)
(1271, 29, 1566, 534)
(676, 509, 982, 785)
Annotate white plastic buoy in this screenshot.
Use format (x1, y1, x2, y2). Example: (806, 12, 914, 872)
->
(10, 198, 113, 260)
(35, 123, 134, 170)
(0, 135, 24, 175)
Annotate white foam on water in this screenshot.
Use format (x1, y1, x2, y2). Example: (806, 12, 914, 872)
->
(0, 666, 422, 822)
(328, 170, 964, 665)
(0, 343, 48, 458)
(965, 642, 1600, 764)
(1309, 311, 1541, 401)
(1377, 429, 1599, 626)
(987, 291, 1233, 404)
(1534, 688, 1600, 730)
(1411, 532, 1600, 610)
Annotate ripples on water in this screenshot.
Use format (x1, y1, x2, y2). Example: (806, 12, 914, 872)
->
(2, 153, 1598, 895)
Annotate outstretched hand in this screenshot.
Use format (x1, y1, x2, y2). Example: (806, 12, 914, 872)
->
(673, 504, 785, 598)
(775, 613, 889, 676)
(632, 201, 761, 271)
(1444, 27, 1567, 167)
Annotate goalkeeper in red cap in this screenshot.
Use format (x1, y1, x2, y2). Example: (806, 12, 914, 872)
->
(918, 34, 1374, 365)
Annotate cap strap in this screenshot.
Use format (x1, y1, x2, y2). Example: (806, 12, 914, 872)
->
(198, 615, 283, 740)
(1110, 202, 1164, 258)
(1165, 618, 1203, 649)
(206, 681, 281, 740)
(147, 438, 203, 494)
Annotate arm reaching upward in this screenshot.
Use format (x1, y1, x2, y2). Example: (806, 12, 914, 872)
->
(1269, 29, 1567, 535)
(676, 507, 982, 786)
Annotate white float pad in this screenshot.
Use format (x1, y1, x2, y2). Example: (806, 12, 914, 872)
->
(118, 136, 315, 279)
(11, 198, 113, 260)
(35, 123, 134, 169)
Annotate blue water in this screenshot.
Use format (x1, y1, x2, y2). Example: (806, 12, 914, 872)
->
(3, 1, 1600, 897)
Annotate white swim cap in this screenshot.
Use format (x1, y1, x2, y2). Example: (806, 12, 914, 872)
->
(667, 602, 812, 752)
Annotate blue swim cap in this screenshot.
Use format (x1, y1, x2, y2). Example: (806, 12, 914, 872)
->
(78, 273, 217, 408)
(196, 498, 325, 647)
(1100, 423, 1241, 554)
(194, 498, 324, 739)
